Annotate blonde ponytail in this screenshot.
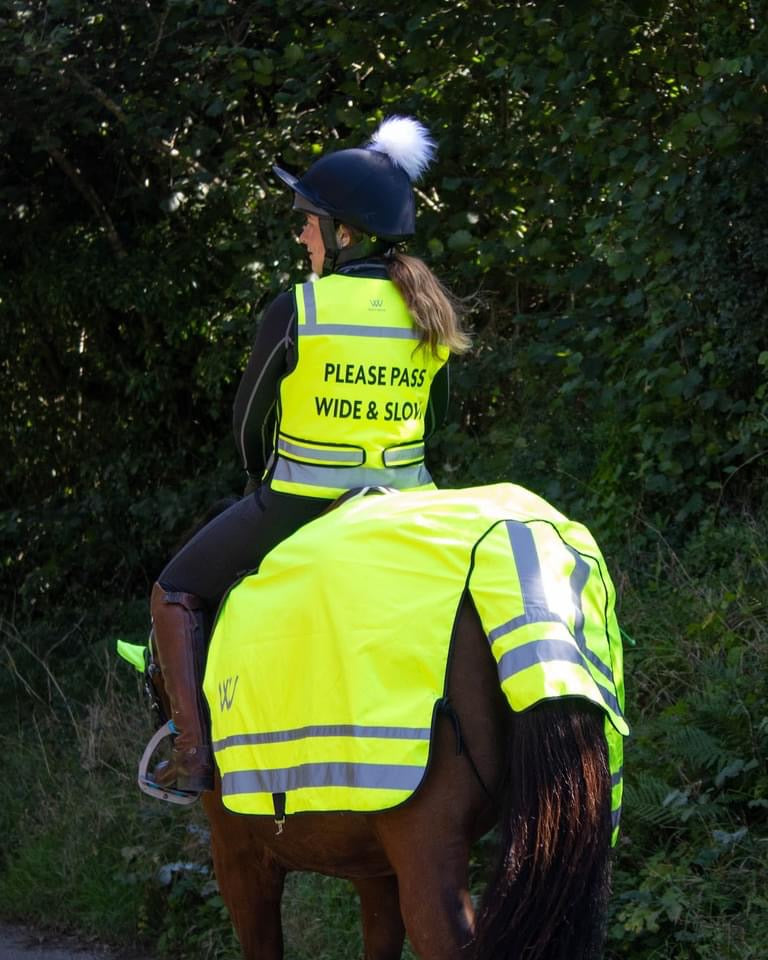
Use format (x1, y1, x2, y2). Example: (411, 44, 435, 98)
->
(386, 252, 471, 357)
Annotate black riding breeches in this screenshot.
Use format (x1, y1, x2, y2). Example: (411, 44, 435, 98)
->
(157, 485, 328, 606)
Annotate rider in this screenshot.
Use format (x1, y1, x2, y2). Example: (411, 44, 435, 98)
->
(149, 115, 471, 793)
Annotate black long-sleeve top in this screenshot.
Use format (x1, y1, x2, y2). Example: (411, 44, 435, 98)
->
(232, 258, 450, 484)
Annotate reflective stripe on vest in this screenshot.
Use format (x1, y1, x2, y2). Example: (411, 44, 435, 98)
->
(275, 435, 427, 468)
(269, 274, 448, 498)
(271, 458, 436, 495)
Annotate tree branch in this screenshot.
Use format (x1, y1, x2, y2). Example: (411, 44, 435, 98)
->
(68, 67, 223, 188)
(45, 142, 127, 259)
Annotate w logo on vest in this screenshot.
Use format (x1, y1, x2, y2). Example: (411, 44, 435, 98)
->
(219, 675, 239, 711)
(369, 297, 384, 309)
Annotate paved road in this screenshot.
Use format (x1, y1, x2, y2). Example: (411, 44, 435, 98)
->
(0, 924, 151, 960)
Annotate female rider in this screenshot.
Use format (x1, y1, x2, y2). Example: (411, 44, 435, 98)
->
(150, 116, 471, 793)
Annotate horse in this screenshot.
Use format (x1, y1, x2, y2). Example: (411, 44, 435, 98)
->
(144, 589, 613, 960)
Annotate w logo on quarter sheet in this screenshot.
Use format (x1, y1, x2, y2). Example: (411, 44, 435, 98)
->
(219, 675, 239, 711)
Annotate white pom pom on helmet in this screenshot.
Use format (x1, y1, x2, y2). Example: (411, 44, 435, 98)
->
(273, 115, 436, 240)
(366, 115, 436, 183)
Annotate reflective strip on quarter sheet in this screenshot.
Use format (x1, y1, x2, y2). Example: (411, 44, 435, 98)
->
(222, 761, 424, 797)
(213, 723, 431, 753)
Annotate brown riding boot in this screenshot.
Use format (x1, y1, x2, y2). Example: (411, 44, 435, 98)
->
(149, 583, 214, 792)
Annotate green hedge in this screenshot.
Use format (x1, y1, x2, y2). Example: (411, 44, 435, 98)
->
(2, 1, 767, 614)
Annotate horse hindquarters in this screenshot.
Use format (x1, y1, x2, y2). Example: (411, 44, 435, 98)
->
(372, 600, 507, 960)
(472, 701, 612, 960)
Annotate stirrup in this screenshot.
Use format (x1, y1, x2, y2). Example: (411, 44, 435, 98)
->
(137, 720, 200, 806)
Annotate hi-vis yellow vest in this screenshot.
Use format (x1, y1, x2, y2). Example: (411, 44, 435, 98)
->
(203, 484, 628, 845)
(269, 274, 448, 498)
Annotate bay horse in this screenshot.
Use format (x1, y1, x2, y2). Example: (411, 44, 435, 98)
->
(146, 591, 612, 960)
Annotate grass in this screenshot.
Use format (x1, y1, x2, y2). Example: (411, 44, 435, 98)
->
(0, 612, 198, 950)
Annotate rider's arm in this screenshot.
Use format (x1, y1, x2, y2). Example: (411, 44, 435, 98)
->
(424, 362, 450, 439)
(232, 292, 295, 484)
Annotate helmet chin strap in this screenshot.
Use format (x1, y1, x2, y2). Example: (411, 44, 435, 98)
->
(318, 217, 341, 274)
(335, 236, 392, 267)
(318, 215, 395, 274)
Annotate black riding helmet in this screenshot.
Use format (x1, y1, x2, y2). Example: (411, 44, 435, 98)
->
(273, 116, 436, 271)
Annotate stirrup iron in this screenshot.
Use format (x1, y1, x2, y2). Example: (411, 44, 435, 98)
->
(137, 721, 200, 806)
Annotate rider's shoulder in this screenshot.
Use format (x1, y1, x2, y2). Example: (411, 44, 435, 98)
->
(262, 290, 296, 328)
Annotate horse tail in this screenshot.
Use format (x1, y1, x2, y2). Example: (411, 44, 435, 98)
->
(472, 699, 612, 960)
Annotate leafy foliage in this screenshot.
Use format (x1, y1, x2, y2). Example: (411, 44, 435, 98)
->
(2, 0, 768, 613)
(606, 516, 768, 959)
